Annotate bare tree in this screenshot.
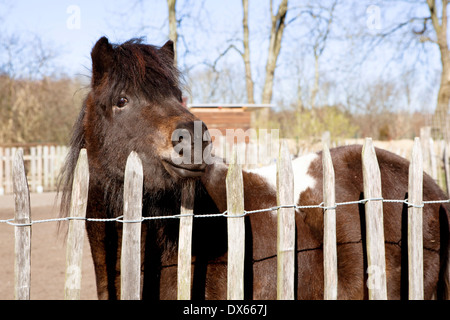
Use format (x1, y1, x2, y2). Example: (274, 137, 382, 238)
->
(308, 1, 338, 109)
(188, 65, 246, 103)
(242, 0, 255, 104)
(261, 0, 288, 104)
(426, 0, 450, 139)
(359, 0, 449, 139)
(167, 0, 178, 66)
(191, 0, 289, 105)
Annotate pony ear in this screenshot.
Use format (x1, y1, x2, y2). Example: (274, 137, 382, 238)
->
(91, 37, 114, 87)
(160, 40, 175, 61)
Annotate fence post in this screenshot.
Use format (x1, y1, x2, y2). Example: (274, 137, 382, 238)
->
(444, 142, 450, 195)
(322, 131, 331, 149)
(361, 138, 387, 300)
(420, 127, 432, 179)
(276, 140, 295, 300)
(177, 180, 195, 300)
(37, 145, 43, 193)
(322, 140, 338, 300)
(226, 146, 245, 300)
(429, 138, 438, 182)
(50, 145, 56, 190)
(408, 137, 424, 299)
(64, 149, 89, 300)
(13, 149, 31, 300)
(30, 147, 36, 192)
(0, 147, 3, 195)
(121, 151, 143, 300)
(43, 145, 49, 190)
(5, 148, 11, 194)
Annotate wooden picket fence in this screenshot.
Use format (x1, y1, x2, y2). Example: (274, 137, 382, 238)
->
(8, 137, 437, 300)
(0, 144, 68, 195)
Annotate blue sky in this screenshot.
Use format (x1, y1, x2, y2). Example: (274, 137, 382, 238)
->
(0, 0, 443, 111)
(1, 0, 247, 76)
(2, 1, 160, 75)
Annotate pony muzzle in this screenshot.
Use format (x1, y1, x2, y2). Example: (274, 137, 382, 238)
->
(166, 120, 211, 178)
(162, 160, 206, 178)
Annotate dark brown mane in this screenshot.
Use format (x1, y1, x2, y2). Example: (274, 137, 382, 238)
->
(103, 38, 183, 105)
(57, 102, 86, 219)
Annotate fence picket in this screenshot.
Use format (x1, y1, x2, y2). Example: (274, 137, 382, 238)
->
(36, 146, 43, 193)
(64, 149, 89, 300)
(177, 181, 195, 300)
(420, 127, 432, 179)
(322, 140, 338, 300)
(1, 145, 68, 194)
(0, 147, 3, 195)
(444, 142, 450, 195)
(13, 149, 31, 300)
(30, 147, 36, 192)
(5, 148, 11, 194)
(276, 140, 295, 300)
(43, 146, 49, 189)
(408, 138, 424, 299)
(121, 151, 143, 300)
(226, 146, 245, 300)
(362, 138, 387, 300)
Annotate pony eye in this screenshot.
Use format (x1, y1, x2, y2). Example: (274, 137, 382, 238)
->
(117, 97, 128, 108)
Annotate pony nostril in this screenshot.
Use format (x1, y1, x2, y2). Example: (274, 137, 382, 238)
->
(172, 120, 209, 159)
(173, 122, 196, 146)
(172, 135, 185, 156)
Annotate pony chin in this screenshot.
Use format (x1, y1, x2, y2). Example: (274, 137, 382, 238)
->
(141, 158, 181, 193)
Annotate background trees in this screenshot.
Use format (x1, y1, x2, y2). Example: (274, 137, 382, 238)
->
(0, 0, 447, 144)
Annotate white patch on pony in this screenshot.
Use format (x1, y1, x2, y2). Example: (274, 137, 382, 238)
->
(248, 152, 319, 209)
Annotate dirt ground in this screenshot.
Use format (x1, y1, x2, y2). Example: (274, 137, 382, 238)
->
(0, 192, 97, 300)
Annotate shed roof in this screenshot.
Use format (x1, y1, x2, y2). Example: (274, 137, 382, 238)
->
(188, 103, 274, 109)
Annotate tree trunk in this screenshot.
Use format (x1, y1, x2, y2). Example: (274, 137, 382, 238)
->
(310, 53, 320, 109)
(428, 0, 450, 139)
(261, 0, 288, 104)
(242, 0, 255, 104)
(167, 0, 178, 66)
(434, 59, 450, 140)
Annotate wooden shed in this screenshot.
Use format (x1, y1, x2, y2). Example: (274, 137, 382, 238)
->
(188, 104, 273, 135)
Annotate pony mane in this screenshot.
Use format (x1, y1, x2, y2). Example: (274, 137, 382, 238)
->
(102, 37, 184, 107)
(57, 102, 86, 219)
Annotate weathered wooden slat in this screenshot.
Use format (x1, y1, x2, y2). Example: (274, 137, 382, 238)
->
(36, 146, 43, 193)
(226, 146, 245, 300)
(361, 138, 387, 300)
(420, 127, 432, 178)
(0, 147, 3, 195)
(177, 181, 195, 300)
(322, 131, 331, 149)
(408, 137, 424, 300)
(13, 149, 31, 300)
(5, 148, 11, 194)
(30, 147, 36, 192)
(444, 142, 450, 196)
(121, 151, 143, 300)
(322, 140, 338, 300)
(276, 140, 295, 300)
(64, 149, 89, 300)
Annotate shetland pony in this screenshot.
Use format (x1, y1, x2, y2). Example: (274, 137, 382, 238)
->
(60, 37, 450, 299)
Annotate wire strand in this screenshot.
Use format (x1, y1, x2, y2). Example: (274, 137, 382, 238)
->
(3, 197, 449, 226)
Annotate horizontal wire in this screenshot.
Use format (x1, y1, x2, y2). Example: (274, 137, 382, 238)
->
(2, 198, 449, 226)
